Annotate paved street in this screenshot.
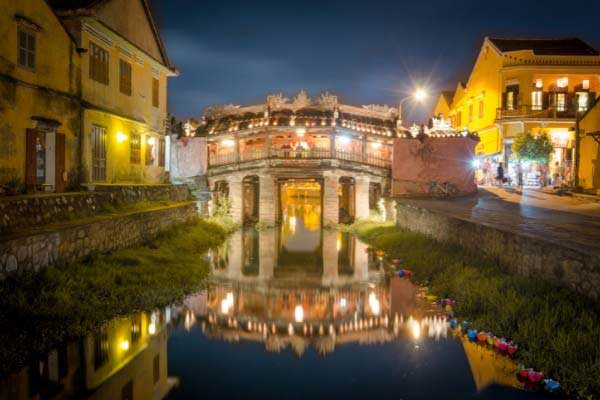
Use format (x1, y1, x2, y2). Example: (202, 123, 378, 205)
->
(399, 187, 600, 255)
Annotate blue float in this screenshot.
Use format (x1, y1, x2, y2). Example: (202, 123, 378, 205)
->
(467, 329, 477, 342)
(544, 379, 560, 393)
(449, 318, 458, 329)
(462, 320, 470, 329)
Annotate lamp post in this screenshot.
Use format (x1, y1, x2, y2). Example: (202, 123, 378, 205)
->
(397, 88, 427, 128)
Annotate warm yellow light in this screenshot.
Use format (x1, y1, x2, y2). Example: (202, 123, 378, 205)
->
(368, 292, 381, 315)
(116, 131, 127, 143)
(147, 137, 155, 146)
(371, 141, 381, 149)
(221, 291, 234, 314)
(148, 322, 156, 335)
(295, 127, 306, 137)
(221, 139, 235, 147)
(411, 320, 421, 339)
(294, 304, 304, 323)
(557, 77, 568, 88)
(120, 340, 130, 351)
(414, 88, 427, 102)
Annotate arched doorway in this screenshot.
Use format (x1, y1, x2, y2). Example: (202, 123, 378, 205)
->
(369, 182, 382, 212)
(242, 175, 260, 225)
(338, 176, 355, 224)
(213, 180, 229, 216)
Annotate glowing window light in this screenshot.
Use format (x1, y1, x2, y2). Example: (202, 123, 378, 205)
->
(557, 77, 568, 88)
(147, 136, 155, 146)
(220, 291, 234, 314)
(148, 312, 157, 335)
(411, 320, 421, 340)
(295, 127, 306, 137)
(583, 79, 590, 90)
(370, 141, 381, 149)
(368, 292, 381, 316)
(221, 139, 235, 147)
(535, 78, 543, 88)
(120, 340, 130, 351)
(294, 304, 304, 323)
(340, 298, 347, 308)
(116, 131, 127, 143)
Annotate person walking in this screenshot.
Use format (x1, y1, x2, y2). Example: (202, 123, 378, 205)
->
(497, 162, 505, 187)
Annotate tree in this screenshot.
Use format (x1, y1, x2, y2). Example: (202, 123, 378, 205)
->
(511, 131, 554, 164)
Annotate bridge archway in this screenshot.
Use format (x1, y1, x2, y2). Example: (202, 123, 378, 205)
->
(338, 176, 356, 224)
(242, 175, 260, 225)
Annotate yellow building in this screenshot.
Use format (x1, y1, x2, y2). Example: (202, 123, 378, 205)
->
(578, 98, 600, 193)
(435, 37, 600, 184)
(0, 0, 81, 193)
(50, 0, 178, 184)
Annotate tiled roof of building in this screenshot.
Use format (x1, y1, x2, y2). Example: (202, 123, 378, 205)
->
(488, 37, 599, 56)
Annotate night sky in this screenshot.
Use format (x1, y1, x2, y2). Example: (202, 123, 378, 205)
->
(152, 0, 600, 124)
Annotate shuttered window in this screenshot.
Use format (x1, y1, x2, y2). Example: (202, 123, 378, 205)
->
(152, 78, 159, 107)
(146, 137, 155, 165)
(18, 27, 36, 70)
(158, 138, 165, 167)
(130, 133, 141, 164)
(89, 42, 109, 85)
(532, 91, 543, 110)
(119, 59, 132, 96)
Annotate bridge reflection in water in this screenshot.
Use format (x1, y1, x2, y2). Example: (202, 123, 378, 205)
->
(0, 208, 551, 399)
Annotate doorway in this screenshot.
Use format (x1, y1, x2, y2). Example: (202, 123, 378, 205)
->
(25, 128, 65, 192)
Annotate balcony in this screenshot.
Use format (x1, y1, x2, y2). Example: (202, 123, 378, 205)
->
(496, 105, 580, 120)
(208, 148, 391, 169)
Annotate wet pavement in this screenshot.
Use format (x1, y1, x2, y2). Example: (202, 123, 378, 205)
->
(399, 187, 600, 255)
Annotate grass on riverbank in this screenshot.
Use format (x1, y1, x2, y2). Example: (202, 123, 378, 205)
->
(349, 222, 600, 399)
(0, 217, 232, 375)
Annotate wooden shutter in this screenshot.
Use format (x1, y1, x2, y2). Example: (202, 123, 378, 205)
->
(501, 92, 507, 109)
(589, 92, 597, 109)
(25, 129, 37, 192)
(55, 133, 66, 192)
(542, 92, 550, 109)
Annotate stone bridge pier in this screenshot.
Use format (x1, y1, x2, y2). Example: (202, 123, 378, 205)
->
(208, 168, 386, 226)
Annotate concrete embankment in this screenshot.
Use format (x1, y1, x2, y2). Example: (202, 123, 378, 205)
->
(395, 193, 600, 300)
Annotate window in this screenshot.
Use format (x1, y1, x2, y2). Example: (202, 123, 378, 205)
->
(89, 42, 109, 85)
(153, 355, 160, 384)
(577, 92, 589, 112)
(158, 138, 165, 167)
(506, 92, 515, 110)
(505, 84, 519, 110)
(93, 327, 109, 370)
(145, 137, 155, 165)
(91, 125, 107, 181)
(556, 93, 566, 112)
(468, 104, 473, 122)
(130, 133, 141, 164)
(131, 314, 142, 344)
(18, 27, 36, 70)
(532, 91, 543, 110)
(119, 59, 132, 96)
(152, 78, 159, 108)
(478, 100, 484, 119)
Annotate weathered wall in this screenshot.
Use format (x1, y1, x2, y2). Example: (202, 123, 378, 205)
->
(169, 136, 207, 180)
(392, 137, 478, 197)
(579, 99, 600, 193)
(395, 202, 600, 299)
(0, 202, 196, 276)
(0, 184, 190, 235)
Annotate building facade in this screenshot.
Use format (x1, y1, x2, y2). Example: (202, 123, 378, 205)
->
(435, 37, 600, 186)
(578, 98, 600, 193)
(50, 0, 177, 184)
(0, 0, 82, 193)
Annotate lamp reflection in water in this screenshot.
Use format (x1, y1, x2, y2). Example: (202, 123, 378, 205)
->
(294, 304, 304, 323)
(221, 291, 234, 315)
(368, 292, 381, 316)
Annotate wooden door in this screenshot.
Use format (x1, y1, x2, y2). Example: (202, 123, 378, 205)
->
(25, 128, 37, 192)
(55, 133, 66, 192)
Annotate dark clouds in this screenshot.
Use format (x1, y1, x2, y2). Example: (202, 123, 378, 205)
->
(152, 0, 600, 123)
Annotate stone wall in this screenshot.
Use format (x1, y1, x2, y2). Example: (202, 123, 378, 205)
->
(0, 202, 197, 276)
(395, 202, 600, 299)
(0, 184, 191, 235)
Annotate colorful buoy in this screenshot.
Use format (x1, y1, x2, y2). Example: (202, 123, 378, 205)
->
(467, 329, 477, 342)
(528, 370, 543, 383)
(519, 368, 532, 379)
(486, 334, 495, 346)
(375, 250, 385, 257)
(477, 331, 487, 343)
(392, 258, 404, 265)
(449, 318, 458, 329)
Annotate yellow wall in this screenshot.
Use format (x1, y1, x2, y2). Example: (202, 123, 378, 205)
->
(0, 0, 81, 188)
(579, 100, 600, 191)
(432, 94, 450, 118)
(77, 17, 170, 183)
(82, 109, 165, 183)
(444, 42, 504, 156)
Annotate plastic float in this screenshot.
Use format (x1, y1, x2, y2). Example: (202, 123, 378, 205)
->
(391, 258, 404, 265)
(467, 329, 478, 342)
(544, 379, 560, 393)
(397, 269, 412, 278)
(477, 331, 488, 343)
(449, 318, 458, 329)
(375, 250, 385, 257)
(527, 370, 543, 383)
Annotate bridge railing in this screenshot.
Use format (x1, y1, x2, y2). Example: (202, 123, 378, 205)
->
(209, 148, 391, 169)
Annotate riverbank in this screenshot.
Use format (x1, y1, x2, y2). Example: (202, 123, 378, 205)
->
(348, 221, 600, 399)
(0, 218, 233, 376)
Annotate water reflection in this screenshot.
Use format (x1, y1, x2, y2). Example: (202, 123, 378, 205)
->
(0, 308, 177, 400)
(0, 206, 552, 399)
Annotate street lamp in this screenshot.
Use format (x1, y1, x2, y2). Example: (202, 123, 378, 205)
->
(398, 88, 428, 128)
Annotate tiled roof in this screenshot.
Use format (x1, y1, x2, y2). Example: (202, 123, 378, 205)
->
(488, 37, 599, 56)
